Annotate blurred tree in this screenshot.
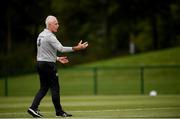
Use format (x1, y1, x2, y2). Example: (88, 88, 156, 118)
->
(1, 0, 52, 52)
(52, 0, 111, 63)
(0, 0, 180, 72)
(51, 0, 180, 62)
(108, 0, 177, 52)
(172, 0, 180, 45)
(0, 0, 52, 71)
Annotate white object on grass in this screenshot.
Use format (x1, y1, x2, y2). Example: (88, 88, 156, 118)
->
(149, 90, 157, 96)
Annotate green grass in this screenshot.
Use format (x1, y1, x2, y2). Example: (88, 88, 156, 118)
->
(0, 95, 180, 118)
(80, 47, 180, 67)
(0, 47, 180, 118)
(0, 47, 180, 96)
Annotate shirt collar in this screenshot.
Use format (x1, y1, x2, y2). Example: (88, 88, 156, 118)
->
(44, 28, 52, 33)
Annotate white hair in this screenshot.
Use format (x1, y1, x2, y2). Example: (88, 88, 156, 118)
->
(45, 15, 56, 28)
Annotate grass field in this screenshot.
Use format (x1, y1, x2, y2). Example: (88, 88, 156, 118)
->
(81, 47, 180, 67)
(0, 95, 180, 118)
(0, 47, 180, 118)
(0, 47, 180, 96)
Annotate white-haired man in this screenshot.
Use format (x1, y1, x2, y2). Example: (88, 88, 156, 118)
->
(27, 15, 88, 118)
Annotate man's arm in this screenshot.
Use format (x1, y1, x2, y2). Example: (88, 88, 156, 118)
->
(50, 36, 88, 52)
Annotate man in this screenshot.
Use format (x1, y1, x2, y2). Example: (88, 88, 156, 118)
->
(27, 15, 88, 118)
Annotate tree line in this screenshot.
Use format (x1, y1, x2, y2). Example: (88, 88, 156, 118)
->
(0, 0, 180, 71)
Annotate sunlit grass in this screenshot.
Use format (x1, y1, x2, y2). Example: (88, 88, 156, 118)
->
(0, 95, 180, 118)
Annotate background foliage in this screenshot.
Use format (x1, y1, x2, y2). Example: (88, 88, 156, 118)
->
(0, 0, 180, 71)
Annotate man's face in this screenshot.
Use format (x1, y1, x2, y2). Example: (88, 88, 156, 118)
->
(49, 18, 59, 32)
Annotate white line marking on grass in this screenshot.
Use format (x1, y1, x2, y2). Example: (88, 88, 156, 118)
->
(0, 107, 180, 116)
(71, 107, 180, 112)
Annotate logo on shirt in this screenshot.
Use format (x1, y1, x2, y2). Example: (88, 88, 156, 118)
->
(37, 38, 41, 46)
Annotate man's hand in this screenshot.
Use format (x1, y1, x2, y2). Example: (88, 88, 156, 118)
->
(57, 56, 69, 64)
(72, 40, 88, 51)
